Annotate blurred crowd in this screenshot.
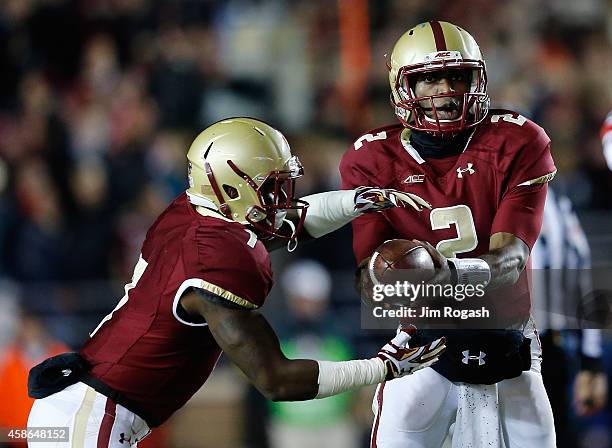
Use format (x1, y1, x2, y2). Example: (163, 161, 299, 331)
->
(0, 0, 610, 447)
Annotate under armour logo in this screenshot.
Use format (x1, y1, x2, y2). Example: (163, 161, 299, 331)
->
(119, 433, 127, 444)
(456, 163, 475, 178)
(461, 350, 486, 365)
(403, 174, 425, 184)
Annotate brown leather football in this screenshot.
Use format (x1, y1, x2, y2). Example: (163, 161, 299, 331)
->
(369, 239, 436, 285)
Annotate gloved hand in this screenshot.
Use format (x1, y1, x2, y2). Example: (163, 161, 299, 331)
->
(354, 187, 431, 214)
(377, 326, 445, 380)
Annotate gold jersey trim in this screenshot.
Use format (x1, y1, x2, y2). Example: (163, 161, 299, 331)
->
(516, 169, 557, 187)
(201, 280, 257, 309)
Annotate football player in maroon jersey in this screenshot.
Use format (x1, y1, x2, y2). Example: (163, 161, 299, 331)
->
(26, 117, 445, 447)
(340, 22, 557, 447)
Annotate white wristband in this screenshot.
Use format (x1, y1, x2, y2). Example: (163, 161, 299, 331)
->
(447, 257, 491, 287)
(316, 357, 386, 398)
(299, 190, 358, 238)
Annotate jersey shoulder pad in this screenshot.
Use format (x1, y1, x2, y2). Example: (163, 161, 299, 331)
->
(141, 193, 191, 260)
(349, 124, 401, 151)
(479, 109, 550, 152)
(477, 109, 555, 185)
(340, 123, 404, 188)
(184, 219, 273, 309)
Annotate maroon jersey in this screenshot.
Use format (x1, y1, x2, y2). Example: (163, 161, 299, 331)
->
(341, 110, 556, 322)
(341, 109, 555, 263)
(80, 193, 273, 426)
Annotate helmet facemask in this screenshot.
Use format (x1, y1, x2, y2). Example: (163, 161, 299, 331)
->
(206, 155, 308, 241)
(390, 56, 490, 135)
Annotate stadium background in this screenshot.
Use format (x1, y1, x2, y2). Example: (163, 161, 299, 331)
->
(0, 0, 610, 447)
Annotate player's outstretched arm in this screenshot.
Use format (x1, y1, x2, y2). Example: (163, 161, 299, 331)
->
(180, 290, 445, 401)
(265, 188, 430, 251)
(299, 187, 430, 238)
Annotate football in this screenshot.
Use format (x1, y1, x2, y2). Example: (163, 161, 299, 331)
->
(368, 239, 436, 285)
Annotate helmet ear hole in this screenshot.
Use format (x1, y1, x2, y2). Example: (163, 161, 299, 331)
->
(223, 184, 239, 199)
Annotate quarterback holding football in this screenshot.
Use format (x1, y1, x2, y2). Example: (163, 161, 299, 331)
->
(340, 21, 557, 447)
(26, 117, 445, 447)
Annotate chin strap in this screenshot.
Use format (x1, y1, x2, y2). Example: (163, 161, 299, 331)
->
(285, 219, 298, 252)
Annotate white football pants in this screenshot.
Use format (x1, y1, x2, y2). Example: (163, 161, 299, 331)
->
(371, 333, 556, 448)
(27, 382, 150, 447)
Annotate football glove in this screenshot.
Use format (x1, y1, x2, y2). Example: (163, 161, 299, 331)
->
(377, 327, 445, 380)
(354, 187, 431, 214)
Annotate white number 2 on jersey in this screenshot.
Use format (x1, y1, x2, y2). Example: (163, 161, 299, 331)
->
(490, 113, 526, 126)
(353, 131, 387, 150)
(430, 205, 478, 258)
(89, 256, 148, 337)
